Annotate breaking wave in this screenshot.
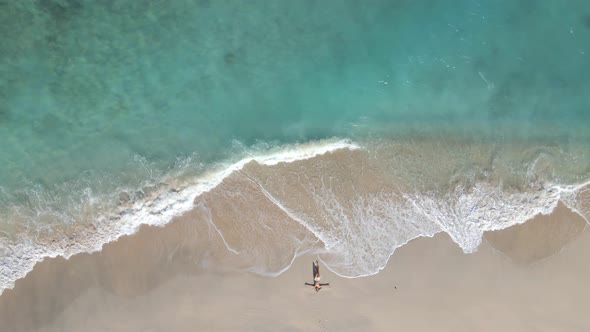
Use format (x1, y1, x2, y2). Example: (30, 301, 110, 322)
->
(1, 138, 589, 294)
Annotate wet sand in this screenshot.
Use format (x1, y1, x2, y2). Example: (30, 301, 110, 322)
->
(0, 204, 588, 332)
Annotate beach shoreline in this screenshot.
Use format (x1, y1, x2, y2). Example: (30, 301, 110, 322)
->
(2, 1, 590, 331)
(1, 199, 588, 332)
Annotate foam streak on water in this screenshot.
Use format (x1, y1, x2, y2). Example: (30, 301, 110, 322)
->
(0, 139, 358, 295)
(189, 140, 590, 278)
(1, 138, 590, 294)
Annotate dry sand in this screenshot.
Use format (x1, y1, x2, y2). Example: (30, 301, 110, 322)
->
(0, 204, 588, 332)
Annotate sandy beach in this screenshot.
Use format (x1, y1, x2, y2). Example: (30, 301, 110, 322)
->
(0, 202, 588, 332)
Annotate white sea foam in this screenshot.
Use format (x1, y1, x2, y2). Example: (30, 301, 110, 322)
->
(0, 139, 359, 295)
(282, 180, 590, 278)
(188, 141, 590, 279)
(1, 138, 589, 293)
(306, 190, 440, 277)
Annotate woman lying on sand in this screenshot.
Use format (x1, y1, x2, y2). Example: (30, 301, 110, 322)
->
(305, 260, 330, 292)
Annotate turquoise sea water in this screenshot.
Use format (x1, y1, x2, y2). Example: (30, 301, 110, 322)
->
(1, 1, 590, 290)
(2, 0, 589, 188)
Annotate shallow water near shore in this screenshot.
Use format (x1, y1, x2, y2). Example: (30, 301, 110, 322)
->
(1, 0, 590, 293)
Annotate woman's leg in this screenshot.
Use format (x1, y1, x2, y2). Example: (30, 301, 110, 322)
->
(313, 262, 318, 280)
